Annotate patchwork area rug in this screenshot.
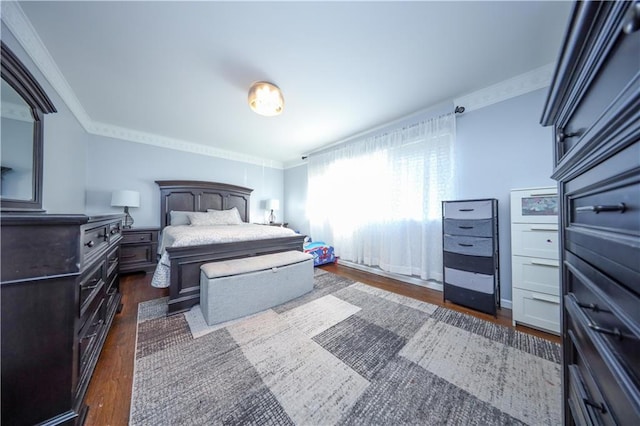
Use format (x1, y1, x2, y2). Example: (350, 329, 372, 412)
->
(131, 270, 561, 425)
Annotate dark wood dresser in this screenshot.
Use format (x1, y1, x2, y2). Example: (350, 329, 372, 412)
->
(1, 213, 124, 425)
(541, 1, 640, 424)
(120, 227, 159, 274)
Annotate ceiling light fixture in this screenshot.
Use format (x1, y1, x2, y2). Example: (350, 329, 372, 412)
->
(248, 81, 284, 116)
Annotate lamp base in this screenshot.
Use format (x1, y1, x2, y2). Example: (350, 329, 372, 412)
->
(123, 206, 134, 229)
(268, 209, 276, 224)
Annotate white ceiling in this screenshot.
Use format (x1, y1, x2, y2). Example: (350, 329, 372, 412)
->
(16, 1, 572, 167)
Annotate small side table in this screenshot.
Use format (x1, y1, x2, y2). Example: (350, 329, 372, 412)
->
(120, 227, 159, 274)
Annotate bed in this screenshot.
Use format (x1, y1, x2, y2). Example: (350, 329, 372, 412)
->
(152, 180, 305, 315)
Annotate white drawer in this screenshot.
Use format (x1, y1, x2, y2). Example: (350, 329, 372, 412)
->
(510, 187, 558, 224)
(512, 255, 560, 296)
(511, 223, 559, 259)
(512, 288, 560, 334)
(443, 200, 493, 220)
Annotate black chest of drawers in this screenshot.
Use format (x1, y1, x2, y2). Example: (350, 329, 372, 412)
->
(1, 213, 123, 425)
(541, 1, 640, 424)
(442, 198, 500, 316)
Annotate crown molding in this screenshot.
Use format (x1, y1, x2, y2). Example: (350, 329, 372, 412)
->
(454, 63, 554, 113)
(89, 121, 284, 169)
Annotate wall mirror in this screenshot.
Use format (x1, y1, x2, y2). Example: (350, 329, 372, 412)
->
(1, 41, 56, 212)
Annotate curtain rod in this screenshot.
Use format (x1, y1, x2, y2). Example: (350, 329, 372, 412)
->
(301, 105, 465, 160)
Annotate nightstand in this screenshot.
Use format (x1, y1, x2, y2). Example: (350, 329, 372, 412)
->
(120, 227, 159, 274)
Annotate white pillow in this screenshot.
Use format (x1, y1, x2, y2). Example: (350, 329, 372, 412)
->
(188, 208, 243, 226)
(206, 207, 243, 225)
(169, 210, 192, 226)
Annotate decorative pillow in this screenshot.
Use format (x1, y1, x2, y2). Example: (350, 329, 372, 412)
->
(169, 210, 192, 226)
(206, 207, 243, 225)
(188, 207, 243, 226)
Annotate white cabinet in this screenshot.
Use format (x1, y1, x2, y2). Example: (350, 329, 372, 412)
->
(511, 187, 560, 334)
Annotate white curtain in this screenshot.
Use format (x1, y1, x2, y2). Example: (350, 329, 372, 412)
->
(307, 113, 456, 281)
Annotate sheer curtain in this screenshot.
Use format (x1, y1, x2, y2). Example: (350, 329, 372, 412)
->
(307, 113, 455, 281)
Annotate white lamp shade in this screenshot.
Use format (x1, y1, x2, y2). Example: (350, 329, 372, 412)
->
(111, 190, 140, 208)
(266, 199, 280, 211)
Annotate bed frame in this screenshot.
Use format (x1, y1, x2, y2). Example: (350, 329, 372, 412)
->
(156, 180, 305, 315)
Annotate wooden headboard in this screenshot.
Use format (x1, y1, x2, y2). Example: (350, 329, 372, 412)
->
(155, 180, 253, 228)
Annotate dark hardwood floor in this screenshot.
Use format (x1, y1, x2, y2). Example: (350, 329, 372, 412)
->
(84, 263, 560, 425)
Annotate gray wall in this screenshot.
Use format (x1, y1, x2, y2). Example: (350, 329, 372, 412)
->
(455, 88, 555, 303)
(283, 88, 555, 304)
(2, 24, 87, 213)
(283, 164, 308, 235)
(85, 135, 284, 227)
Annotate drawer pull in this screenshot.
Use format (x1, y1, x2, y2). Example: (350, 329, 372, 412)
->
(85, 240, 95, 248)
(623, 1, 640, 34)
(81, 320, 104, 341)
(583, 398, 607, 413)
(458, 208, 474, 212)
(577, 301, 600, 312)
(110, 229, 119, 235)
(458, 243, 474, 247)
(530, 261, 558, 268)
(576, 203, 626, 214)
(587, 322, 623, 339)
(531, 293, 559, 304)
(458, 226, 474, 229)
(84, 284, 100, 290)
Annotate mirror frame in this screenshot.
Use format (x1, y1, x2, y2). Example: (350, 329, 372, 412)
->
(1, 41, 56, 212)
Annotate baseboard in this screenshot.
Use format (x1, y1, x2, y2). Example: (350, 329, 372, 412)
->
(336, 260, 513, 310)
(338, 261, 444, 292)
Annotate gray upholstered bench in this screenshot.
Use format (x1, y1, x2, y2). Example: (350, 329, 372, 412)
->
(200, 250, 314, 325)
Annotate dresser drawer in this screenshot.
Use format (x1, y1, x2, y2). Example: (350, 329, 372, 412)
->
(512, 255, 560, 296)
(565, 140, 640, 292)
(122, 230, 155, 244)
(567, 334, 618, 426)
(510, 187, 558, 224)
(555, 10, 640, 163)
(443, 218, 493, 237)
(565, 252, 640, 386)
(120, 245, 154, 265)
(78, 298, 105, 383)
(443, 235, 493, 257)
(443, 200, 494, 220)
(512, 287, 560, 333)
(567, 364, 611, 426)
(444, 267, 494, 294)
(79, 262, 105, 313)
(107, 220, 122, 243)
(570, 179, 639, 233)
(511, 223, 559, 259)
(565, 294, 640, 423)
(82, 224, 108, 262)
(78, 283, 103, 332)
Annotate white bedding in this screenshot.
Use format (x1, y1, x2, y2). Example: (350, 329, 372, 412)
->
(151, 223, 297, 288)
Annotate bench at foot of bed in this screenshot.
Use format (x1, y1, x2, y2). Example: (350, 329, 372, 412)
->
(200, 251, 314, 326)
